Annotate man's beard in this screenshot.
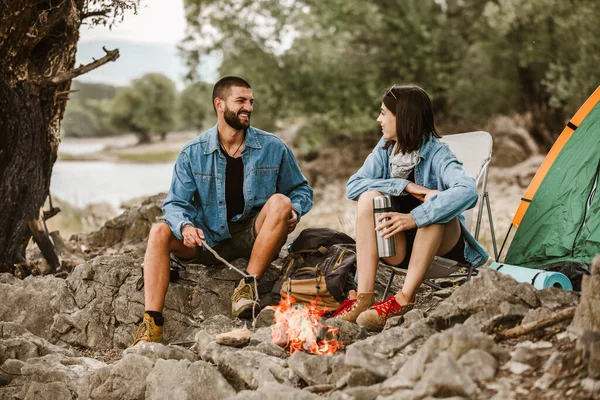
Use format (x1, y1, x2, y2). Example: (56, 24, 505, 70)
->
(224, 106, 251, 130)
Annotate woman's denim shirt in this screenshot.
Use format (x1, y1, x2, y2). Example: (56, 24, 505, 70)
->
(347, 136, 489, 267)
(163, 125, 314, 247)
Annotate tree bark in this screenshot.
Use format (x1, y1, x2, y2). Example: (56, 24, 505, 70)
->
(0, 1, 83, 272)
(135, 131, 153, 145)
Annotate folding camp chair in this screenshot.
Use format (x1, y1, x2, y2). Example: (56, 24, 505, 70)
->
(382, 131, 498, 296)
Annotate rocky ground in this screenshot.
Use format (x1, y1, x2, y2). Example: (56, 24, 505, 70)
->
(2, 194, 600, 400)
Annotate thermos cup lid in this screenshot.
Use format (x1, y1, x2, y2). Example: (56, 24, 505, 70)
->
(373, 195, 392, 210)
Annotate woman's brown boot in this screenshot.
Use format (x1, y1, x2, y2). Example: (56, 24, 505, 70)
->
(332, 292, 375, 323)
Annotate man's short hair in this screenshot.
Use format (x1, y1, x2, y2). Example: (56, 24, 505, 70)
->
(212, 76, 251, 112)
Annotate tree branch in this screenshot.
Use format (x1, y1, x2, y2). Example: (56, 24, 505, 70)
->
(48, 47, 119, 85)
(494, 307, 576, 342)
(81, 9, 110, 20)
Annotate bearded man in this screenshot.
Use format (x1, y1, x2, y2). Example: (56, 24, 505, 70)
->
(133, 76, 314, 345)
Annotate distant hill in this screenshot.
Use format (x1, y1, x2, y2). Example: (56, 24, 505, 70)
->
(76, 40, 219, 89)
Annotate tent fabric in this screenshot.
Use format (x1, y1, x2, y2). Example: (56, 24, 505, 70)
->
(505, 87, 600, 269)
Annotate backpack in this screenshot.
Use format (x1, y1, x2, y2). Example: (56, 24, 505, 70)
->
(272, 228, 357, 311)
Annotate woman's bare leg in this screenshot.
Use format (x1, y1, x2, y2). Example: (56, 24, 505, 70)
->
(398, 217, 461, 303)
(355, 191, 381, 293)
(355, 191, 410, 293)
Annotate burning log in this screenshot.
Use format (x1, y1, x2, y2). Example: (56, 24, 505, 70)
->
(270, 294, 342, 355)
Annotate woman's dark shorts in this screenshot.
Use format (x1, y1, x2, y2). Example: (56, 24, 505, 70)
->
(392, 195, 466, 264)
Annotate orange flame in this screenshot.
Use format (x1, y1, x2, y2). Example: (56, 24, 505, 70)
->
(270, 294, 341, 355)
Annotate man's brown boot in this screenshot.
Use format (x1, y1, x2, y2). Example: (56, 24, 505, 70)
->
(332, 292, 375, 323)
(132, 312, 163, 346)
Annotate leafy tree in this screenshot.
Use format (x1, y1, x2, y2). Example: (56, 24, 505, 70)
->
(63, 80, 119, 137)
(178, 81, 212, 131)
(182, 0, 600, 153)
(0, 0, 138, 272)
(110, 73, 177, 143)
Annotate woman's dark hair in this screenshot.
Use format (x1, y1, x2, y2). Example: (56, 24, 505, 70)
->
(382, 85, 440, 154)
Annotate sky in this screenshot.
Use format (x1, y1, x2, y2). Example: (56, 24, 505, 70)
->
(79, 0, 187, 45)
(76, 0, 219, 87)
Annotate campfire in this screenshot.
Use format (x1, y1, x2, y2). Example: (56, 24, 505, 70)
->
(270, 295, 341, 355)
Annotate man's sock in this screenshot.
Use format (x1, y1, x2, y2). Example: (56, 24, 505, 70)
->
(145, 310, 164, 326)
(243, 276, 256, 284)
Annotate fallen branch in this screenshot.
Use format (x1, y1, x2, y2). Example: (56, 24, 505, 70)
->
(303, 384, 335, 393)
(494, 307, 576, 342)
(48, 47, 119, 85)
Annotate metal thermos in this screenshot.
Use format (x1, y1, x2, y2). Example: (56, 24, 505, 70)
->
(373, 195, 396, 258)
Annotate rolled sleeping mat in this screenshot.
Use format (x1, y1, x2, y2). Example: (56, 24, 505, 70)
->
(489, 262, 573, 291)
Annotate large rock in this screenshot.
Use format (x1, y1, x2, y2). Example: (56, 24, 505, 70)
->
(2, 252, 280, 351)
(0, 322, 74, 364)
(429, 270, 539, 331)
(227, 382, 321, 400)
(0, 274, 76, 342)
(77, 353, 154, 399)
(571, 254, 600, 378)
(344, 319, 436, 378)
(380, 324, 508, 395)
(412, 351, 478, 399)
(571, 255, 600, 335)
(74, 193, 165, 250)
(145, 359, 235, 400)
(3, 353, 107, 399)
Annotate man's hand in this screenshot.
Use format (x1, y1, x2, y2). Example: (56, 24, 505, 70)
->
(288, 210, 298, 234)
(376, 212, 417, 239)
(182, 225, 205, 248)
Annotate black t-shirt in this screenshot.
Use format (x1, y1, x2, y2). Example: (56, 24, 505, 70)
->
(220, 145, 245, 221)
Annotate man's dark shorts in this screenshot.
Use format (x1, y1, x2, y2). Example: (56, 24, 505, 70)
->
(174, 215, 258, 266)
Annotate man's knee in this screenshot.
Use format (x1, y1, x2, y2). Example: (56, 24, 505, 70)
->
(266, 193, 293, 216)
(357, 190, 382, 214)
(149, 223, 174, 244)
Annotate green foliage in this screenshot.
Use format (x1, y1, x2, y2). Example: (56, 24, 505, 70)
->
(62, 81, 119, 137)
(182, 0, 600, 152)
(178, 81, 213, 131)
(109, 73, 177, 141)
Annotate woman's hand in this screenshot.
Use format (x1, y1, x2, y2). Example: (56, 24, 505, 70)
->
(376, 212, 417, 239)
(405, 182, 439, 202)
(405, 182, 430, 201)
(424, 190, 440, 202)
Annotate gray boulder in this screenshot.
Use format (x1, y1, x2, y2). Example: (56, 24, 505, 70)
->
(145, 359, 235, 400)
(429, 270, 539, 331)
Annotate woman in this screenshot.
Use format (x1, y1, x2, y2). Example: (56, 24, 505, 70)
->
(333, 85, 488, 331)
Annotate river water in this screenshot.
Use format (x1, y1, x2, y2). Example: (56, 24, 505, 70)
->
(50, 161, 173, 209)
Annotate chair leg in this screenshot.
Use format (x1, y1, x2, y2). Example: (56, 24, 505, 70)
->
(485, 192, 499, 260)
(383, 270, 396, 298)
(421, 279, 443, 291)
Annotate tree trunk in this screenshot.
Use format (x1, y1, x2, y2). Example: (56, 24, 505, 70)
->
(135, 131, 153, 145)
(0, 1, 84, 272)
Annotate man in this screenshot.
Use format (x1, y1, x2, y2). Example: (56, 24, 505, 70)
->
(133, 76, 314, 345)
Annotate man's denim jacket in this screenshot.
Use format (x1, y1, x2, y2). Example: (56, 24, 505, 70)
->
(347, 135, 489, 267)
(163, 125, 314, 247)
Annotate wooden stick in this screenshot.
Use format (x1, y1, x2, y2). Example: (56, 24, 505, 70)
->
(201, 240, 253, 279)
(494, 307, 576, 342)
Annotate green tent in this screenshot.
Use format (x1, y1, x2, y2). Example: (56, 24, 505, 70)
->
(503, 86, 600, 270)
